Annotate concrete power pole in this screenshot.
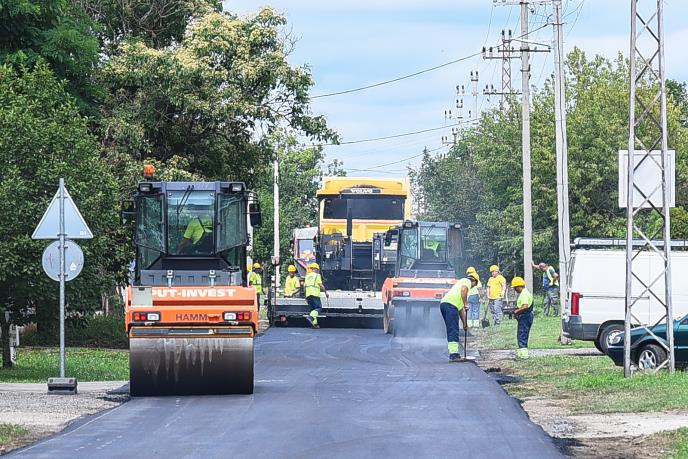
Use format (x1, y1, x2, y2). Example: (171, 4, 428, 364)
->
(494, 0, 552, 289)
(552, 0, 572, 344)
(520, 2, 534, 290)
(273, 154, 280, 289)
(470, 71, 479, 123)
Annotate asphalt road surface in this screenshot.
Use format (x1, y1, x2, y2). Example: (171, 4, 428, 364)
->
(10, 328, 561, 459)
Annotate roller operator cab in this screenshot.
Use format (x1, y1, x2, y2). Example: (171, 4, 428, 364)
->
(125, 178, 262, 396)
(382, 221, 465, 337)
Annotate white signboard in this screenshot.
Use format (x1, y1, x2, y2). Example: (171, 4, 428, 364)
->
(618, 150, 675, 208)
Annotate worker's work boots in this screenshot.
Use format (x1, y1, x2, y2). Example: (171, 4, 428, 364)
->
(449, 353, 462, 362)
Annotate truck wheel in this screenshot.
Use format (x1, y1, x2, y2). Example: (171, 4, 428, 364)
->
(598, 323, 624, 354)
(637, 344, 667, 371)
(593, 340, 604, 354)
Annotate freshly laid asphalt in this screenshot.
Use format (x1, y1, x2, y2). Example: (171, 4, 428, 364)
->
(8, 328, 561, 459)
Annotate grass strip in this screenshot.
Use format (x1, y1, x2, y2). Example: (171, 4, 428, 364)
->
(0, 348, 129, 383)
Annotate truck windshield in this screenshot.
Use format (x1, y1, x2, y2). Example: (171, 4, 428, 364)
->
(168, 190, 216, 255)
(135, 194, 164, 269)
(399, 226, 418, 270)
(419, 225, 447, 262)
(322, 197, 404, 220)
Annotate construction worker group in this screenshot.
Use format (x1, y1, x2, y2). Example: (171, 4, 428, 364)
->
(438, 265, 534, 361)
(259, 259, 555, 361)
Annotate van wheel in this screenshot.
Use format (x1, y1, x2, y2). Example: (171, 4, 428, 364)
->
(593, 340, 604, 354)
(598, 323, 624, 354)
(637, 344, 667, 371)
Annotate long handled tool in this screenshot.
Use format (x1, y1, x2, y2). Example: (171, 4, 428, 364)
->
(462, 326, 476, 363)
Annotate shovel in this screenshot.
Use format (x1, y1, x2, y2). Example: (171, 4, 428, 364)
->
(462, 328, 476, 363)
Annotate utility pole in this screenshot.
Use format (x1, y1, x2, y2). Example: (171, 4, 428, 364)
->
(624, 0, 675, 377)
(273, 154, 280, 289)
(470, 71, 479, 123)
(495, 0, 550, 290)
(520, 1, 534, 290)
(552, 0, 572, 344)
(482, 30, 521, 108)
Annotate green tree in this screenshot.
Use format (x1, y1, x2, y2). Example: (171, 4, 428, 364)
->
(251, 133, 326, 265)
(75, 0, 221, 50)
(412, 49, 688, 283)
(0, 63, 127, 367)
(0, 0, 101, 111)
(99, 7, 337, 189)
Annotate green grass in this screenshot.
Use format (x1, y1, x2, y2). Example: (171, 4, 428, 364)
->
(662, 428, 688, 459)
(0, 424, 30, 450)
(501, 354, 688, 414)
(473, 315, 593, 350)
(0, 348, 129, 383)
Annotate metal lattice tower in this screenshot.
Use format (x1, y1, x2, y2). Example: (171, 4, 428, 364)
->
(482, 29, 521, 107)
(624, 0, 675, 377)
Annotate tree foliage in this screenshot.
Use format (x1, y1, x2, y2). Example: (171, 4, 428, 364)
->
(0, 63, 128, 366)
(0, 0, 101, 110)
(75, 0, 221, 49)
(412, 49, 688, 279)
(99, 7, 337, 190)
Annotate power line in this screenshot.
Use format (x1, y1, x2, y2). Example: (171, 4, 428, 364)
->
(311, 52, 482, 99)
(312, 23, 551, 100)
(313, 120, 473, 147)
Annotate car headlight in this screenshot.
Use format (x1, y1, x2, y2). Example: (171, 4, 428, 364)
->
(610, 335, 623, 345)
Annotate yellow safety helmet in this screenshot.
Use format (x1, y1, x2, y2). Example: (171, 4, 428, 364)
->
(468, 273, 480, 282)
(489, 264, 499, 273)
(511, 276, 526, 288)
(253, 262, 261, 269)
(466, 266, 477, 274)
(309, 262, 320, 270)
(288, 265, 297, 273)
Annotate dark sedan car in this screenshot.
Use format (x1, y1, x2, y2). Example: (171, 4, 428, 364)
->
(606, 314, 688, 370)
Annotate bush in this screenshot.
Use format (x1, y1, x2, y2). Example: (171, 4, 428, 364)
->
(21, 314, 128, 349)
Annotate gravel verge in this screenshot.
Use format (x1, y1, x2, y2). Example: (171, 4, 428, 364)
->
(0, 382, 129, 454)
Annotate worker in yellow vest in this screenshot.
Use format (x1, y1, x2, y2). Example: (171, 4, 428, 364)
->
(440, 273, 478, 361)
(249, 262, 263, 311)
(284, 265, 301, 297)
(466, 267, 482, 328)
(305, 262, 328, 328)
(511, 276, 534, 359)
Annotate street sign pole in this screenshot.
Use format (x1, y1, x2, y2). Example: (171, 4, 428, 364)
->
(58, 177, 66, 378)
(32, 178, 92, 394)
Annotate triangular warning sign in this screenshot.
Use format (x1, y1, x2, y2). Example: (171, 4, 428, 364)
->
(32, 184, 94, 240)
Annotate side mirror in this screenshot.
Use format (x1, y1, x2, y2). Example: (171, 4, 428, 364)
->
(120, 200, 135, 225)
(249, 203, 262, 227)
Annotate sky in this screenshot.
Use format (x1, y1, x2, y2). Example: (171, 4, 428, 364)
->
(223, 0, 688, 176)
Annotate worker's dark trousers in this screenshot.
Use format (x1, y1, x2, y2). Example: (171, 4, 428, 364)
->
(517, 309, 534, 348)
(439, 302, 461, 354)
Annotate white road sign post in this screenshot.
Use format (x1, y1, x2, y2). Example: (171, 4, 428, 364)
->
(32, 178, 93, 394)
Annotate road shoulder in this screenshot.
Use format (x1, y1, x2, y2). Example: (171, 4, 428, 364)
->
(0, 382, 129, 454)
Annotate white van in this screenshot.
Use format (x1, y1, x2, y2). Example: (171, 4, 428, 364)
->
(563, 238, 688, 352)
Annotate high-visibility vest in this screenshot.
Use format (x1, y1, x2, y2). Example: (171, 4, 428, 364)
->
(284, 275, 300, 296)
(250, 272, 263, 294)
(544, 266, 559, 288)
(441, 278, 471, 310)
(304, 272, 322, 298)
